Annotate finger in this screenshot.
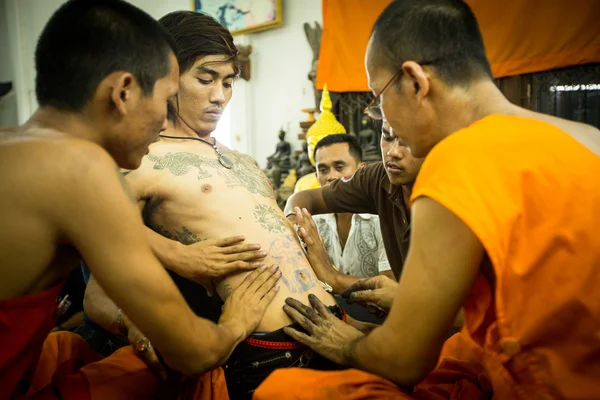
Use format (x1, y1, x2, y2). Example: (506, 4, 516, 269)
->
(302, 208, 319, 231)
(297, 227, 315, 246)
(294, 206, 303, 222)
(341, 278, 378, 299)
(214, 235, 246, 247)
(254, 268, 282, 299)
(224, 250, 267, 261)
(246, 265, 280, 294)
(219, 261, 265, 279)
(308, 293, 333, 319)
(282, 304, 316, 333)
(347, 289, 382, 305)
(285, 297, 321, 325)
(283, 326, 315, 347)
(144, 346, 168, 380)
(259, 284, 280, 308)
(236, 265, 268, 291)
(220, 243, 263, 255)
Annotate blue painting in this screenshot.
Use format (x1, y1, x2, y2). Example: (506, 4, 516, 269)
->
(194, 0, 282, 36)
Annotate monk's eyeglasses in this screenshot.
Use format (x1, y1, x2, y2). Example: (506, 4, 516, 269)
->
(364, 61, 437, 121)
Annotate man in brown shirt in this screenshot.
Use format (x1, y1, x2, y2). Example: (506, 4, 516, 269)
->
(285, 121, 424, 279)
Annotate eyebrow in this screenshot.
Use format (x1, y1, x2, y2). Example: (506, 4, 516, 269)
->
(196, 65, 238, 80)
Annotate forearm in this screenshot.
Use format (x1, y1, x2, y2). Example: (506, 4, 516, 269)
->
(146, 227, 186, 275)
(83, 276, 124, 335)
(285, 189, 330, 216)
(344, 326, 435, 387)
(329, 272, 361, 295)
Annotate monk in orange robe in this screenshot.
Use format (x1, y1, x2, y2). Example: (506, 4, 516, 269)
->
(0, 1, 280, 399)
(254, 0, 600, 399)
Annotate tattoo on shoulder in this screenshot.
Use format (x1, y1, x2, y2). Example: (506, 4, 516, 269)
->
(254, 204, 287, 234)
(146, 151, 275, 199)
(268, 234, 317, 294)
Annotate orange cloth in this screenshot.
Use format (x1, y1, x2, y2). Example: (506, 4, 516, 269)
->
(317, 0, 600, 91)
(255, 115, 600, 399)
(0, 283, 63, 397)
(8, 331, 228, 400)
(411, 115, 600, 398)
(253, 333, 491, 400)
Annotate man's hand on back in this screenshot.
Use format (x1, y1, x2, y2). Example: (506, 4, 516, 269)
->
(171, 235, 267, 293)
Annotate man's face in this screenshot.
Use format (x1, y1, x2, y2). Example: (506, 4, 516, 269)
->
(112, 53, 179, 169)
(380, 120, 423, 186)
(176, 55, 236, 135)
(365, 38, 433, 158)
(315, 142, 362, 187)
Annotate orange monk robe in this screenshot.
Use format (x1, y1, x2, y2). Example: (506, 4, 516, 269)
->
(20, 331, 228, 400)
(254, 115, 600, 399)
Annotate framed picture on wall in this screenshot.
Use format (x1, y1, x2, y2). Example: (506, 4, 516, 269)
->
(192, 0, 282, 36)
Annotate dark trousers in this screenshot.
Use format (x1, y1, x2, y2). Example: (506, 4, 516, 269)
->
(224, 305, 346, 400)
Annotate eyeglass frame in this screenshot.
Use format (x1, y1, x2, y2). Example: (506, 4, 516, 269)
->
(364, 60, 438, 120)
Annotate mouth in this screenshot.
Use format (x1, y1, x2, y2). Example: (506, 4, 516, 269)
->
(204, 109, 223, 119)
(385, 162, 404, 174)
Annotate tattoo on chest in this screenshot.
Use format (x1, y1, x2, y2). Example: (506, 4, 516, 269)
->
(253, 204, 287, 234)
(268, 234, 317, 294)
(147, 152, 275, 198)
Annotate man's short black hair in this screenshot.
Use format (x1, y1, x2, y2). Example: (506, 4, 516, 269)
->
(314, 134, 363, 164)
(370, 0, 492, 86)
(35, 0, 177, 111)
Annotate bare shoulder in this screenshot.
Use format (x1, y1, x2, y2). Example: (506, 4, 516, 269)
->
(524, 110, 600, 156)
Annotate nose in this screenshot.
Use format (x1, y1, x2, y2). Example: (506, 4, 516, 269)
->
(387, 138, 406, 160)
(160, 117, 169, 133)
(327, 170, 344, 182)
(210, 84, 226, 105)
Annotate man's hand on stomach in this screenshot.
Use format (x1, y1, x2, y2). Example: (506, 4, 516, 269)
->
(219, 265, 282, 341)
(173, 235, 267, 294)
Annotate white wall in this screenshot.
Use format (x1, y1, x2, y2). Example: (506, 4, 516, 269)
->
(233, 0, 322, 165)
(2, 0, 321, 163)
(0, 0, 18, 127)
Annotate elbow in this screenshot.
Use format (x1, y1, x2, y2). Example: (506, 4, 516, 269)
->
(389, 354, 438, 387)
(160, 337, 231, 376)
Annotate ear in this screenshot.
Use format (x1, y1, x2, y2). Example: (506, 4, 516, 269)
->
(109, 72, 136, 116)
(401, 61, 430, 106)
(358, 162, 367, 169)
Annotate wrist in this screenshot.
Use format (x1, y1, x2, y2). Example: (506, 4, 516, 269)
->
(219, 319, 246, 348)
(115, 309, 128, 336)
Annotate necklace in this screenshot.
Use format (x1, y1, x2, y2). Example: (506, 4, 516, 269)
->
(159, 134, 234, 169)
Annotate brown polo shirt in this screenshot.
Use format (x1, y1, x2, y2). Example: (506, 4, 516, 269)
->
(321, 162, 410, 279)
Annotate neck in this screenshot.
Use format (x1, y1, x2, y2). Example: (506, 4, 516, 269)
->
(401, 184, 413, 212)
(175, 114, 213, 140)
(435, 79, 518, 142)
(25, 107, 104, 145)
(335, 212, 353, 220)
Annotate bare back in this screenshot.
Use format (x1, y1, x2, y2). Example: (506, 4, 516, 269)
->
(0, 127, 83, 298)
(517, 108, 600, 156)
(128, 138, 336, 332)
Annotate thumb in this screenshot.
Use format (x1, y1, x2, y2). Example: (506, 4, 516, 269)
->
(348, 289, 380, 305)
(199, 281, 215, 297)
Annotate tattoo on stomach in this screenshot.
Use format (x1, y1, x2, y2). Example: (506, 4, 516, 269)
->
(268, 234, 317, 293)
(254, 204, 288, 234)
